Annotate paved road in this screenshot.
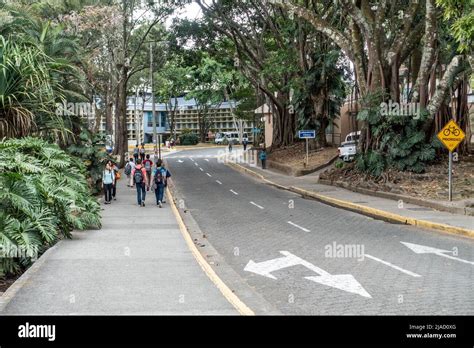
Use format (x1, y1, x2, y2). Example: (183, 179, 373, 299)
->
(167, 148, 474, 315)
(0, 171, 237, 315)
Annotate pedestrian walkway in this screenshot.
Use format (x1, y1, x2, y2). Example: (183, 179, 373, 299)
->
(0, 178, 237, 315)
(231, 161, 474, 236)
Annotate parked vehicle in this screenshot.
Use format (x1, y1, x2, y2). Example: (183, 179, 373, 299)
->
(338, 131, 361, 162)
(215, 132, 249, 144)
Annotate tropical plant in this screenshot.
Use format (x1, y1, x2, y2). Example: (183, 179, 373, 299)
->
(0, 137, 101, 278)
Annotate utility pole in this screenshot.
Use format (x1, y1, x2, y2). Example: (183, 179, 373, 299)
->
(150, 42, 157, 152)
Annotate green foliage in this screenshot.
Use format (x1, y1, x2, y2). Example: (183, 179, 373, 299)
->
(436, 0, 474, 53)
(334, 160, 345, 169)
(0, 137, 101, 278)
(66, 128, 113, 194)
(356, 93, 437, 176)
(179, 133, 199, 146)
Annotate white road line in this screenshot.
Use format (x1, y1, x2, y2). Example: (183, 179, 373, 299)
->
(205, 159, 210, 162)
(230, 189, 239, 195)
(287, 221, 310, 232)
(195, 163, 199, 166)
(190, 158, 195, 162)
(216, 180, 223, 185)
(250, 201, 264, 210)
(364, 254, 421, 278)
(206, 173, 212, 177)
(199, 168, 204, 172)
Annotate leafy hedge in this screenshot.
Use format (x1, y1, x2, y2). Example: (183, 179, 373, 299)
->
(0, 137, 101, 278)
(179, 133, 199, 146)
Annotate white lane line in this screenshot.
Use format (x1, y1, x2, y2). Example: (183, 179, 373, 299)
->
(287, 221, 310, 232)
(190, 158, 195, 162)
(230, 189, 239, 195)
(195, 163, 199, 166)
(216, 180, 223, 185)
(205, 159, 210, 162)
(199, 168, 204, 172)
(250, 201, 264, 210)
(364, 254, 421, 278)
(177, 160, 184, 163)
(206, 173, 212, 177)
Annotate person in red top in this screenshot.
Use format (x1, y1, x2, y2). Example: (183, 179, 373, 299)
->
(131, 159, 149, 207)
(142, 154, 153, 187)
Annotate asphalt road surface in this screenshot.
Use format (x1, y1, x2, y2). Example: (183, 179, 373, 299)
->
(166, 148, 474, 315)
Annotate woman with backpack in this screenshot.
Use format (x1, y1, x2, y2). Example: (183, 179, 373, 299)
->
(102, 162, 115, 205)
(110, 161, 120, 201)
(143, 154, 153, 187)
(152, 159, 167, 208)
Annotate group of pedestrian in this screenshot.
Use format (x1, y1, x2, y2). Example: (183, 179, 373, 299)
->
(104, 149, 171, 208)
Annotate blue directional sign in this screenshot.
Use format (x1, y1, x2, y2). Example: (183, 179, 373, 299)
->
(253, 128, 261, 133)
(298, 130, 316, 139)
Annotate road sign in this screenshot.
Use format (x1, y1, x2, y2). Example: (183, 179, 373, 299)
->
(253, 128, 261, 133)
(437, 120, 465, 152)
(298, 130, 316, 139)
(436, 120, 465, 201)
(244, 251, 371, 298)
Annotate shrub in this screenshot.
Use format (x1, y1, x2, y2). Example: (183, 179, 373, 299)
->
(0, 137, 101, 278)
(179, 133, 199, 146)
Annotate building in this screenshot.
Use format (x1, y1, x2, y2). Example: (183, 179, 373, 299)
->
(98, 96, 255, 144)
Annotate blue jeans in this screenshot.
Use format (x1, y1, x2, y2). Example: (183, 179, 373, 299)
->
(136, 183, 146, 205)
(155, 184, 164, 204)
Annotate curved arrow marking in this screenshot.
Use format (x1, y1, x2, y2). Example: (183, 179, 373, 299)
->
(401, 242, 474, 266)
(244, 251, 371, 298)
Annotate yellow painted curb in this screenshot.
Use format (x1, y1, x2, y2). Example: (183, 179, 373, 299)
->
(166, 188, 255, 315)
(228, 162, 474, 239)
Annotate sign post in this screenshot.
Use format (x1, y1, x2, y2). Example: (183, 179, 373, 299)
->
(436, 120, 465, 202)
(298, 130, 316, 166)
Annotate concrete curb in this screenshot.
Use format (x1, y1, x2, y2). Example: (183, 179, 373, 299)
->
(227, 162, 474, 239)
(318, 179, 474, 216)
(164, 176, 282, 315)
(0, 243, 61, 313)
(266, 154, 339, 177)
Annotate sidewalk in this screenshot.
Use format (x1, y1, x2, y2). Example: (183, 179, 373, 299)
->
(0, 179, 238, 315)
(229, 161, 474, 237)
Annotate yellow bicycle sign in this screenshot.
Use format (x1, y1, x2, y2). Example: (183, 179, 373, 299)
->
(437, 120, 465, 152)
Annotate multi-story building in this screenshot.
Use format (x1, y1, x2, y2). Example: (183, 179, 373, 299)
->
(98, 96, 255, 144)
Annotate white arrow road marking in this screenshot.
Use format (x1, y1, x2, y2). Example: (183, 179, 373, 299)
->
(287, 221, 310, 232)
(364, 254, 421, 277)
(245, 251, 371, 298)
(401, 242, 474, 266)
(206, 173, 212, 177)
(250, 201, 264, 209)
(216, 180, 222, 185)
(230, 189, 239, 195)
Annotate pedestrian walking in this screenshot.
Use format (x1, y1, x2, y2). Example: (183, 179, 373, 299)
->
(243, 139, 248, 151)
(143, 154, 153, 187)
(110, 161, 120, 201)
(259, 148, 267, 169)
(228, 141, 233, 153)
(153, 150, 159, 166)
(102, 162, 115, 204)
(152, 159, 167, 208)
(133, 145, 139, 162)
(124, 158, 135, 187)
(139, 144, 146, 161)
(132, 159, 148, 207)
(161, 162, 172, 204)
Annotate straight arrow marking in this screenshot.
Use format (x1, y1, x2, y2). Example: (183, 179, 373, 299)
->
(401, 242, 474, 266)
(364, 254, 421, 277)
